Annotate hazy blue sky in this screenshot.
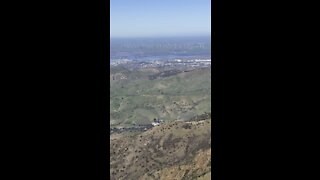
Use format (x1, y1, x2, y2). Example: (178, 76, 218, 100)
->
(110, 0, 211, 38)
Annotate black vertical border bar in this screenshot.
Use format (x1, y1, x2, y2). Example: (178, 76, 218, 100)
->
(94, 0, 110, 178)
(106, 0, 111, 178)
(212, 0, 225, 179)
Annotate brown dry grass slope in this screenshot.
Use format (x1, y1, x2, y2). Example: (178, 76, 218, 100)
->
(110, 119, 211, 180)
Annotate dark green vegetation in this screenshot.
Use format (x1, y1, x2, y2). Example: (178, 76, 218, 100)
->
(110, 66, 211, 127)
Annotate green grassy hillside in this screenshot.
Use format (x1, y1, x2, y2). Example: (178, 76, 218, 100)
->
(110, 67, 211, 127)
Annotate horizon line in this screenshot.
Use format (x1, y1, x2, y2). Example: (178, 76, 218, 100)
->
(110, 34, 211, 39)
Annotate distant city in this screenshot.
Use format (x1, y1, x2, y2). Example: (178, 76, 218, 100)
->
(110, 36, 211, 71)
(111, 58, 211, 70)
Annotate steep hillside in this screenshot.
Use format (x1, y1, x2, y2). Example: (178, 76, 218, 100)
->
(110, 119, 211, 180)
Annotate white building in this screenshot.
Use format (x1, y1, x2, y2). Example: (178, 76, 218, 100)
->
(152, 122, 160, 126)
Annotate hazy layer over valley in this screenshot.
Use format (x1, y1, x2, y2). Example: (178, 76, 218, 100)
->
(110, 36, 211, 61)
